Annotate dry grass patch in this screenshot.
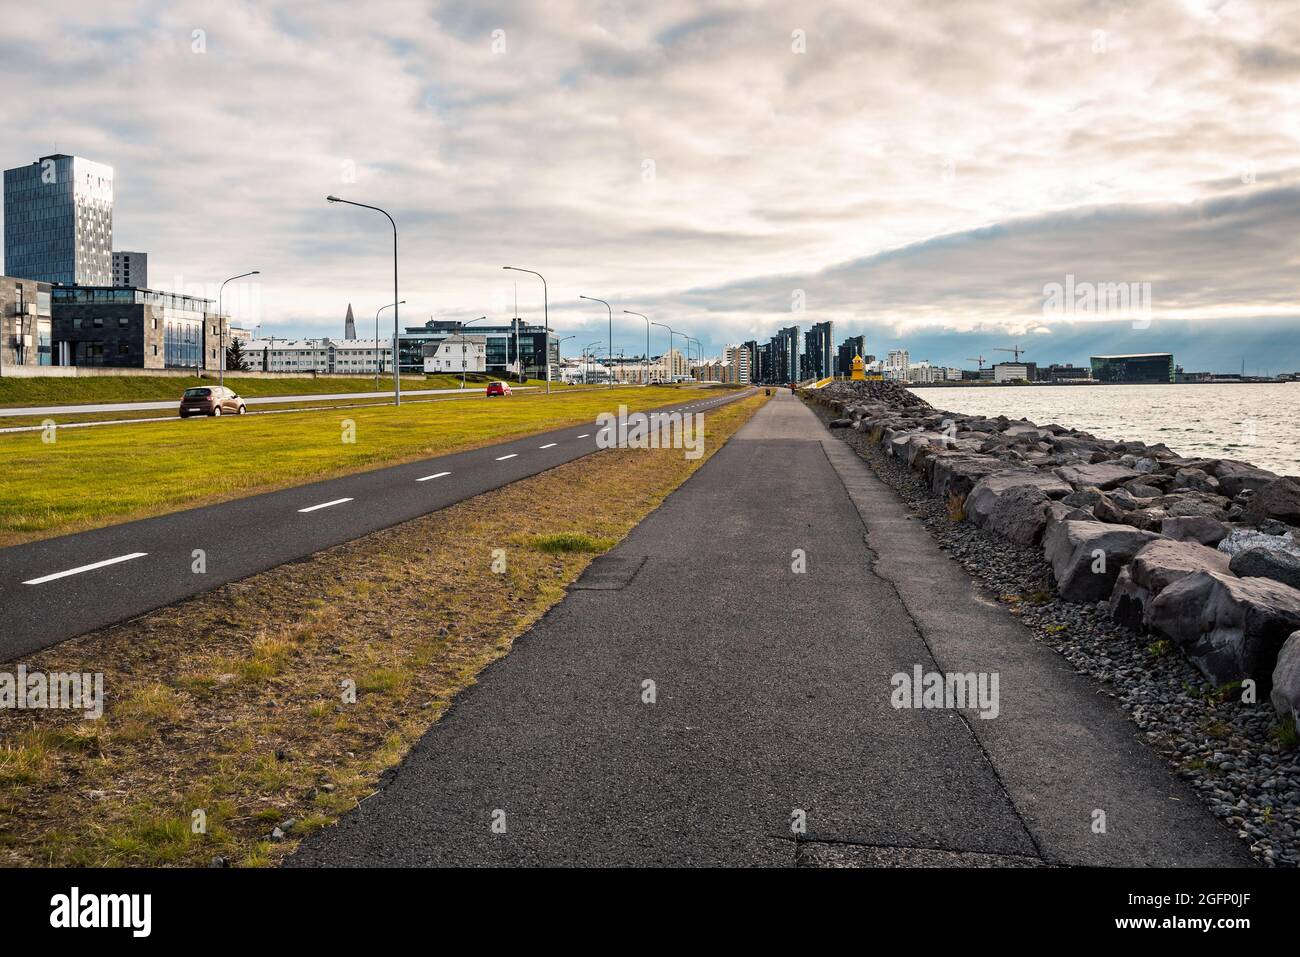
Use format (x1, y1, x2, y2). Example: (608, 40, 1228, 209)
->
(0, 391, 766, 867)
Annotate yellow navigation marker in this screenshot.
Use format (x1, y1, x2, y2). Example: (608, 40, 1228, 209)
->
(850, 354, 866, 381)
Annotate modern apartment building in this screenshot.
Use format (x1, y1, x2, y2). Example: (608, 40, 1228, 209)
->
(0, 275, 53, 368)
(4, 155, 114, 285)
(724, 344, 752, 383)
(884, 349, 910, 380)
(837, 335, 866, 377)
(112, 251, 147, 288)
(802, 320, 834, 380)
(49, 285, 224, 370)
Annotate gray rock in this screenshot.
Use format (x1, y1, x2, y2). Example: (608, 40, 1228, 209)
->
(1271, 631, 1300, 735)
(1172, 468, 1221, 494)
(1161, 515, 1231, 546)
(1125, 483, 1164, 499)
(980, 484, 1053, 547)
(1042, 520, 1161, 603)
(1109, 566, 1149, 631)
(1148, 571, 1300, 687)
(1243, 477, 1300, 527)
(966, 469, 1073, 527)
(1131, 537, 1232, 595)
(928, 454, 1006, 501)
(1215, 461, 1279, 498)
(828, 418, 853, 429)
(1231, 547, 1300, 590)
(1054, 462, 1143, 491)
(1217, 528, 1300, 558)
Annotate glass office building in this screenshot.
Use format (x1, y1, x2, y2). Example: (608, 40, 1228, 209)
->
(3, 155, 114, 285)
(399, 318, 559, 379)
(0, 276, 53, 368)
(1089, 353, 1175, 384)
(51, 286, 221, 370)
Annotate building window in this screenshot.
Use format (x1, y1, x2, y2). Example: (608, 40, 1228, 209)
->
(93, 317, 103, 328)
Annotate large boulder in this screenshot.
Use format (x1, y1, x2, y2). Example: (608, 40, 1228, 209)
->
(979, 485, 1053, 547)
(966, 469, 1072, 527)
(1147, 571, 1300, 687)
(1216, 462, 1279, 498)
(905, 432, 950, 468)
(1243, 477, 1300, 527)
(929, 454, 1006, 501)
(1108, 538, 1231, 630)
(1217, 528, 1300, 558)
(1271, 632, 1300, 736)
(1161, 515, 1230, 546)
(1042, 520, 1161, 603)
(1171, 468, 1221, 494)
(1230, 546, 1300, 590)
(1054, 462, 1142, 491)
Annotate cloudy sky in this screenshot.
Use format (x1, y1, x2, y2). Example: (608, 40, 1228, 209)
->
(4, 0, 1299, 369)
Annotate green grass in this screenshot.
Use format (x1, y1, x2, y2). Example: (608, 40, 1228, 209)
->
(0, 385, 695, 544)
(0, 374, 434, 407)
(530, 532, 617, 553)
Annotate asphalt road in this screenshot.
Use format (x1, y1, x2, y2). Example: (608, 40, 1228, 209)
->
(0, 384, 538, 417)
(0, 388, 753, 661)
(289, 391, 1251, 867)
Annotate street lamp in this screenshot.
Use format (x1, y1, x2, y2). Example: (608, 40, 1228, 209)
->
(624, 310, 650, 385)
(585, 340, 603, 386)
(579, 295, 613, 388)
(327, 195, 401, 405)
(651, 320, 680, 382)
(218, 270, 259, 387)
(503, 266, 549, 394)
(457, 315, 487, 389)
(375, 300, 405, 389)
(686, 336, 701, 380)
(554, 334, 575, 384)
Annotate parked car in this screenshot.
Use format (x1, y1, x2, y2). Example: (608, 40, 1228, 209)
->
(179, 386, 247, 417)
(485, 381, 513, 397)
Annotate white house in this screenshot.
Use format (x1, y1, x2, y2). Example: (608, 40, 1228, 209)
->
(423, 334, 486, 374)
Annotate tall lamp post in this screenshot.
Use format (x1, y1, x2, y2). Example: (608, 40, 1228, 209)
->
(579, 295, 613, 388)
(218, 270, 259, 387)
(502, 266, 549, 394)
(375, 300, 405, 389)
(651, 320, 679, 382)
(687, 336, 701, 381)
(585, 340, 603, 386)
(457, 315, 487, 389)
(624, 310, 650, 385)
(554, 334, 575, 384)
(327, 195, 401, 405)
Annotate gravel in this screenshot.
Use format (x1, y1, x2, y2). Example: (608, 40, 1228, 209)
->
(816, 402, 1300, 868)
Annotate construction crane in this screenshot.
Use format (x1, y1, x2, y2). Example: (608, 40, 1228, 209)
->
(995, 345, 1027, 362)
(966, 355, 988, 371)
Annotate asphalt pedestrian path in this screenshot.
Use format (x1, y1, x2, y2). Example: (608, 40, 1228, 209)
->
(290, 391, 1250, 867)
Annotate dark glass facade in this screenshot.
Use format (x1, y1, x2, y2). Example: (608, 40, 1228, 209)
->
(3, 155, 113, 285)
(399, 318, 558, 378)
(1090, 354, 1174, 384)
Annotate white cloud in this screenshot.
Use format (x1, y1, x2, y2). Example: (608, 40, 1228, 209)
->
(2, 0, 1297, 356)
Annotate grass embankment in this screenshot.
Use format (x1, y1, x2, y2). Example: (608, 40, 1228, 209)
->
(0, 390, 767, 866)
(0, 386, 691, 546)
(0, 374, 447, 408)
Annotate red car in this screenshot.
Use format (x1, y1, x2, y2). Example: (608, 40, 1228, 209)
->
(485, 381, 512, 397)
(179, 386, 247, 417)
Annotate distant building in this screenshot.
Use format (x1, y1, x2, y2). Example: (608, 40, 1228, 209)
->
(884, 349, 910, 380)
(803, 320, 834, 380)
(837, 336, 866, 378)
(0, 275, 53, 367)
(244, 337, 393, 374)
(344, 303, 357, 339)
(50, 285, 224, 370)
(724, 344, 752, 383)
(112, 251, 147, 288)
(397, 318, 557, 380)
(993, 362, 1030, 383)
(4, 155, 114, 285)
(423, 333, 486, 374)
(1090, 353, 1174, 384)
(770, 325, 800, 384)
(1041, 363, 1092, 383)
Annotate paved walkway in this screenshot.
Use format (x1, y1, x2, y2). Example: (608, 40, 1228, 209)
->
(290, 392, 1250, 867)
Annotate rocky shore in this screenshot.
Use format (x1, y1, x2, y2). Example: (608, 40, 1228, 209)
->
(807, 378, 1300, 866)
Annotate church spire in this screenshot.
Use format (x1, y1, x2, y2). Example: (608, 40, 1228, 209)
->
(344, 303, 356, 339)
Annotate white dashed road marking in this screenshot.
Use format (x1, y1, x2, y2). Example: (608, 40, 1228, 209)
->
(298, 498, 353, 513)
(577, 433, 590, 438)
(496, 454, 518, 461)
(539, 443, 557, 449)
(417, 471, 451, 482)
(24, 552, 148, 586)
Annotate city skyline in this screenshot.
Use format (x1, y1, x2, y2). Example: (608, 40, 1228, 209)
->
(2, 2, 1297, 367)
